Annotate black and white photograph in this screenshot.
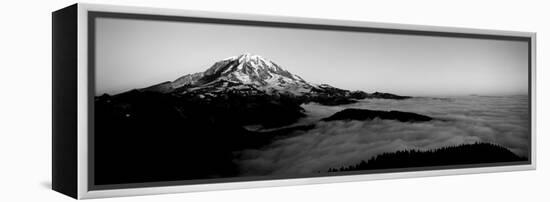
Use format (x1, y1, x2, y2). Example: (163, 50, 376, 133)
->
(4, 0, 550, 201)
(91, 14, 531, 187)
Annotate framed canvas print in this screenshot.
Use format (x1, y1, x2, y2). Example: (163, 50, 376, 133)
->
(52, 3, 536, 199)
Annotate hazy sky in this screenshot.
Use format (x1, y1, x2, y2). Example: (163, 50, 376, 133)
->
(95, 17, 529, 96)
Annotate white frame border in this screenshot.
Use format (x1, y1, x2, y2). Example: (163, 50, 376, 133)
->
(76, 3, 536, 199)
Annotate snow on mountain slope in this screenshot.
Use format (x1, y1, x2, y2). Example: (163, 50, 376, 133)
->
(132, 53, 409, 107)
(170, 53, 326, 96)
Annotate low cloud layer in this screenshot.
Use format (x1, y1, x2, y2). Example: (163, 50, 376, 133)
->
(236, 96, 530, 176)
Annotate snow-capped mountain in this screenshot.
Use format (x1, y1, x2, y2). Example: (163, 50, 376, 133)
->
(168, 53, 323, 95)
(139, 53, 409, 105)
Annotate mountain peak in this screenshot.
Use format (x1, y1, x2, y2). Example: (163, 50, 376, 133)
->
(171, 54, 312, 93)
(140, 54, 396, 104)
(237, 52, 260, 60)
(223, 53, 263, 63)
(222, 53, 279, 72)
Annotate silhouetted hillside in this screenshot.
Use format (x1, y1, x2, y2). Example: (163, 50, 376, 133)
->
(368, 92, 411, 100)
(94, 90, 283, 185)
(328, 143, 526, 172)
(322, 108, 433, 122)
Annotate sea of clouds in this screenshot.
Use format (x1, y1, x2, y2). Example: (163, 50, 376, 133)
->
(235, 95, 530, 176)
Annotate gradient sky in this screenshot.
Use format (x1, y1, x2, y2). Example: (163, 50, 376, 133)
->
(95, 17, 529, 96)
